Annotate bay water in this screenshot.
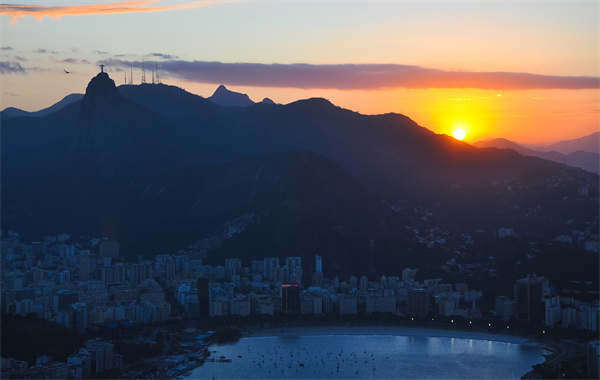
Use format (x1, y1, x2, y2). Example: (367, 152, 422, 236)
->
(187, 326, 549, 379)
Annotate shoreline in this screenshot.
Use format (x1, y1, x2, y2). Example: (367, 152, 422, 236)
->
(240, 325, 537, 346)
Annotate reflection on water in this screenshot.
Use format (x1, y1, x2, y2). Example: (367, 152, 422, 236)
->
(188, 331, 546, 379)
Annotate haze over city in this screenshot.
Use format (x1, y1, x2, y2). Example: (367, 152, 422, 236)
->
(1, 0, 598, 144)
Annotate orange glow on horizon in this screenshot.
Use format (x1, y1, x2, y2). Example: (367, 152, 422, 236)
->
(169, 84, 598, 144)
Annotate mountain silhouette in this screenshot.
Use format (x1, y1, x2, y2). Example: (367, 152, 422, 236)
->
(1, 93, 83, 118)
(260, 97, 276, 104)
(473, 137, 599, 173)
(208, 84, 255, 107)
(528, 132, 600, 155)
(2, 72, 598, 273)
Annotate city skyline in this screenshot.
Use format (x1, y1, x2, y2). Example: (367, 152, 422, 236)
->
(1, 0, 598, 144)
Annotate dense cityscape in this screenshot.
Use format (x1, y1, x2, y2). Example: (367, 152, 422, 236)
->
(1, 228, 598, 379)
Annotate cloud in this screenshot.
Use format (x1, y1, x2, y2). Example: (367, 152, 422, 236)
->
(1, 1, 208, 24)
(149, 52, 178, 60)
(14, 55, 28, 62)
(0, 61, 26, 74)
(33, 48, 59, 54)
(55, 57, 91, 64)
(105, 60, 599, 91)
(1, 46, 13, 51)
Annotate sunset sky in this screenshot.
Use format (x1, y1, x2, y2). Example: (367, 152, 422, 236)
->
(1, 0, 598, 144)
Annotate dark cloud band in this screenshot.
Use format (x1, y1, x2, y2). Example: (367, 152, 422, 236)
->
(98, 60, 599, 91)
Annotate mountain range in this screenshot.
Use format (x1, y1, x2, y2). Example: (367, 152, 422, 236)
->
(524, 132, 600, 155)
(2, 72, 598, 276)
(1, 93, 83, 118)
(473, 135, 599, 174)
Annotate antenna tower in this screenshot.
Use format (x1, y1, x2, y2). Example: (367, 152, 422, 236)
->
(155, 62, 161, 84)
(141, 59, 146, 84)
(129, 65, 133, 85)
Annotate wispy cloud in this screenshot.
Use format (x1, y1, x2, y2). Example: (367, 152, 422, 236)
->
(1, 1, 207, 25)
(52, 57, 91, 64)
(0, 61, 26, 74)
(101, 60, 600, 91)
(149, 52, 178, 60)
(1, 46, 14, 51)
(14, 55, 28, 62)
(33, 48, 59, 54)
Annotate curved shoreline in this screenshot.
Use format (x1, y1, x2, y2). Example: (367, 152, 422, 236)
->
(241, 325, 537, 346)
(196, 326, 549, 379)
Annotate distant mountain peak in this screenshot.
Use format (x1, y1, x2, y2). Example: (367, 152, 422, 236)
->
(209, 85, 255, 107)
(260, 97, 275, 104)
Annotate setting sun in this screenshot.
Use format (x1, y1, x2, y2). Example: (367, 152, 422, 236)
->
(453, 129, 466, 140)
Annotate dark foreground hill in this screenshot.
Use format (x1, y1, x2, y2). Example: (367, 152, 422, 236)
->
(2, 72, 598, 274)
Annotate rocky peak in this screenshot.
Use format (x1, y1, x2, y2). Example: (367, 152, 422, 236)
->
(72, 72, 127, 157)
(78, 72, 122, 122)
(208, 84, 254, 107)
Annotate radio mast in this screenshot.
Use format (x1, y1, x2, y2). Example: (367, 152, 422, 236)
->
(141, 59, 146, 84)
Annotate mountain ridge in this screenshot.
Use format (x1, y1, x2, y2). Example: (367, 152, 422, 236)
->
(2, 73, 598, 273)
(208, 84, 255, 107)
(525, 132, 599, 155)
(1, 93, 83, 118)
(473, 137, 599, 173)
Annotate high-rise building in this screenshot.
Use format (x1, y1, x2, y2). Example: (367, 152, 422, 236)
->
(275, 265, 289, 284)
(250, 260, 264, 275)
(311, 272, 324, 287)
(132, 261, 153, 286)
(102, 263, 125, 286)
(359, 275, 369, 292)
(514, 274, 546, 323)
(286, 256, 302, 271)
(72, 302, 88, 333)
(402, 268, 418, 282)
(315, 255, 322, 273)
(78, 252, 93, 282)
(349, 275, 358, 289)
(225, 258, 242, 280)
(85, 340, 114, 374)
(263, 257, 279, 281)
(290, 267, 302, 287)
(280, 283, 300, 313)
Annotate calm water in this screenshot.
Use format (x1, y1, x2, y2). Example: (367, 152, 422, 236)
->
(187, 328, 549, 379)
